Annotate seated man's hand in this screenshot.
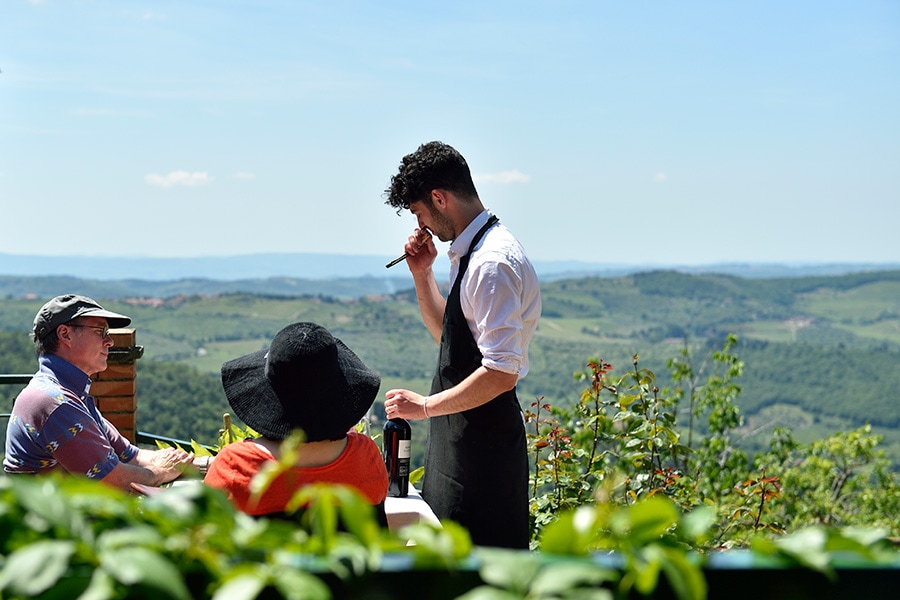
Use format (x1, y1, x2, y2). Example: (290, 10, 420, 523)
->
(104, 447, 197, 491)
(146, 447, 195, 482)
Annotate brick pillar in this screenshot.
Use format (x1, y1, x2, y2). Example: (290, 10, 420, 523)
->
(91, 329, 144, 443)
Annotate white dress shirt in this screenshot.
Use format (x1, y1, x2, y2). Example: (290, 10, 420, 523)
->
(447, 210, 542, 379)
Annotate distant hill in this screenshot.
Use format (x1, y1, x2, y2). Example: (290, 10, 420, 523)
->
(0, 274, 415, 301)
(1, 252, 897, 299)
(2, 251, 897, 281)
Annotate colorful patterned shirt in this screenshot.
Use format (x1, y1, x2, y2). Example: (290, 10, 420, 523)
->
(3, 354, 138, 479)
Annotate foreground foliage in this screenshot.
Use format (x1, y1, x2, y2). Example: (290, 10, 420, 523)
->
(1, 472, 897, 600)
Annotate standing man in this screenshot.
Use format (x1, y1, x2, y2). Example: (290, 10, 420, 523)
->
(4, 294, 202, 491)
(383, 141, 541, 549)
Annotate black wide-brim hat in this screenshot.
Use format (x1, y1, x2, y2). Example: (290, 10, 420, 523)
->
(220, 322, 380, 442)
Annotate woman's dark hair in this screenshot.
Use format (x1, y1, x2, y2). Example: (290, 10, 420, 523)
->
(384, 141, 479, 212)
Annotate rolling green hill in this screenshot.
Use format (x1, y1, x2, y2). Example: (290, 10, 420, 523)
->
(2, 270, 899, 467)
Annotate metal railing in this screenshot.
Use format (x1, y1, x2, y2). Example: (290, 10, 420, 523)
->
(136, 431, 215, 451)
(0, 376, 30, 449)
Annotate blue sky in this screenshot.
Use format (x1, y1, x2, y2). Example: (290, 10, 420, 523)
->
(1, 1, 898, 266)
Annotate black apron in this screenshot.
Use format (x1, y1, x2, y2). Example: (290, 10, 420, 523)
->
(421, 215, 530, 549)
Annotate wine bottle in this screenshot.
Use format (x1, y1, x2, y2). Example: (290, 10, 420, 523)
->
(383, 417, 411, 497)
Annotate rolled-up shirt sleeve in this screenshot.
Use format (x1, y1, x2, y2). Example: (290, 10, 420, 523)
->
(460, 245, 541, 379)
(463, 259, 526, 374)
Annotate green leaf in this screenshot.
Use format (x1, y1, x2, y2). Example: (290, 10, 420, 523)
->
(331, 485, 379, 544)
(96, 524, 164, 552)
(561, 588, 616, 599)
(79, 568, 118, 600)
(776, 527, 826, 554)
(191, 440, 213, 456)
(475, 547, 540, 594)
(749, 535, 779, 556)
(404, 520, 472, 567)
(631, 549, 662, 595)
(528, 561, 615, 596)
(657, 546, 706, 600)
(540, 508, 604, 555)
(618, 395, 639, 408)
(272, 568, 332, 600)
(289, 484, 342, 551)
(409, 466, 425, 485)
(773, 528, 832, 573)
(14, 478, 82, 533)
(455, 586, 523, 600)
(613, 497, 678, 545)
(835, 526, 891, 548)
(680, 507, 716, 544)
(0, 539, 76, 596)
(211, 572, 268, 600)
(99, 546, 191, 600)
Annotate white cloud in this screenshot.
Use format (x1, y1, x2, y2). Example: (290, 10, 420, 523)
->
(652, 172, 668, 184)
(145, 171, 212, 188)
(234, 171, 256, 180)
(473, 169, 531, 184)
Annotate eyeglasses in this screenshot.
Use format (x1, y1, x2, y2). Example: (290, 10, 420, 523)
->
(69, 324, 112, 339)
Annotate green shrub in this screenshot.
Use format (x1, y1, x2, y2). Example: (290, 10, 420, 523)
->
(526, 335, 900, 548)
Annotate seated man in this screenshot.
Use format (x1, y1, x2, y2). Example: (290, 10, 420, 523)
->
(4, 294, 202, 491)
(204, 322, 389, 518)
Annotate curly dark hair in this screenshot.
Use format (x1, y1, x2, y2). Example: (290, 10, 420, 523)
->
(384, 141, 479, 213)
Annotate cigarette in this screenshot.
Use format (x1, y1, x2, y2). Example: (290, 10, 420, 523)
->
(385, 230, 432, 268)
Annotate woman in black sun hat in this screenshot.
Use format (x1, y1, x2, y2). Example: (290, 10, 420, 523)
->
(204, 322, 388, 517)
